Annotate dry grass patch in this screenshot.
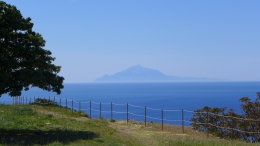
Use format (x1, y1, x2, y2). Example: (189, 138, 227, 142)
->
(108, 120, 258, 146)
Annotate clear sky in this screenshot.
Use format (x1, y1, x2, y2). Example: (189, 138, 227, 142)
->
(4, 0, 260, 82)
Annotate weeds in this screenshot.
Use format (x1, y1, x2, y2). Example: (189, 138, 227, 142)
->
(0, 104, 136, 145)
(0, 101, 257, 145)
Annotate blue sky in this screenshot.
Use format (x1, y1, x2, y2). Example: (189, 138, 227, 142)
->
(5, 0, 260, 82)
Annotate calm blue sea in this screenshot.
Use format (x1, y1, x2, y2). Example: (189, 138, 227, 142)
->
(1, 82, 259, 125)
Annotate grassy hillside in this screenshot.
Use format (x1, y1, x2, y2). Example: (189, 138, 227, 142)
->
(0, 104, 258, 146)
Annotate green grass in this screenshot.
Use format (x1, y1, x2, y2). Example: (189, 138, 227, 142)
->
(156, 135, 258, 146)
(0, 104, 258, 146)
(0, 104, 137, 145)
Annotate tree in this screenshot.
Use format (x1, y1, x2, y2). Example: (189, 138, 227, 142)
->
(191, 94, 260, 142)
(0, 1, 64, 97)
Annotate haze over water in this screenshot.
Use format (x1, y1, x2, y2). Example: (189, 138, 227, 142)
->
(1, 82, 259, 125)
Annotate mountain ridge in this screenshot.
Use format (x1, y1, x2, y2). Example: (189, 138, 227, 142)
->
(94, 65, 225, 82)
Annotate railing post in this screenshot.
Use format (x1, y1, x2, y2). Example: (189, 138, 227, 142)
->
(48, 96, 50, 108)
(53, 96, 55, 109)
(66, 98, 68, 112)
(100, 102, 102, 119)
(127, 103, 129, 123)
(145, 106, 147, 127)
(207, 111, 209, 138)
(72, 100, 74, 112)
(43, 97, 45, 109)
(182, 109, 184, 133)
(231, 112, 233, 139)
(111, 102, 113, 120)
(162, 109, 164, 130)
(90, 100, 92, 119)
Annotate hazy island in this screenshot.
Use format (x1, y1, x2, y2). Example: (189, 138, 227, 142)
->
(94, 65, 225, 82)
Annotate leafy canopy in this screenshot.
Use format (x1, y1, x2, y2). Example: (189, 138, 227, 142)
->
(0, 1, 64, 96)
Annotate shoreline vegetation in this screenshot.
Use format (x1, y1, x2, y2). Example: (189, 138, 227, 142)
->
(0, 102, 258, 145)
(191, 94, 260, 143)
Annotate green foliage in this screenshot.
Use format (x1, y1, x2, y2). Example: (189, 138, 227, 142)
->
(191, 93, 260, 142)
(110, 118, 116, 123)
(238, 94, 260, 142)
(46, 114, 54, 118)
(30, 98, 61, 107)
(30, 98, 90, 118)
(167, 136, 256, 146)
(0, 1, 64, 97)
(0, 104, 257, 145)
(77, 110, 89, 118)
(0, 104, 137, 145)
(94, 138, 104, 143)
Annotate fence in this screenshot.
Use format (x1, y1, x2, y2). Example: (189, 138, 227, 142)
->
(1, 96, 260, 141)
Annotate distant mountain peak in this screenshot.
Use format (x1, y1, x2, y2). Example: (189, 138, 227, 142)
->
(128, 64, 145, 69)
(125, 64, 151, 73)
(94, 65, 225, 82)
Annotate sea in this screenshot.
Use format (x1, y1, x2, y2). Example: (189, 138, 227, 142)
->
(1, 82, 259, 126)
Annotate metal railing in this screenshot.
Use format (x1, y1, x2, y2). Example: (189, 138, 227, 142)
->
(1, 96, 260, 140)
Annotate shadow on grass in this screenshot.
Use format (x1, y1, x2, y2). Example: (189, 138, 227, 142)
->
(0, 129, 99, 145)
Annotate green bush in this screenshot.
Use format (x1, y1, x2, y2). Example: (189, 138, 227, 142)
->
(78, 110, 89, 118)
(191, 92, 260, 142)
(30, 98, 61, 107)
(110, 119, 116, 123)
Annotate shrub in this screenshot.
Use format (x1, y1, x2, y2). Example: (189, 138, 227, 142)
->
(30, 98, 61, 107)
(191, 92, 260, 142)
(46, 114, 53, 118)
(110, 119, 116, 123)
(78, 110, 89, 118)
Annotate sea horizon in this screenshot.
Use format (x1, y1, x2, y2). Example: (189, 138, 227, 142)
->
(1, 81, 259, 125)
